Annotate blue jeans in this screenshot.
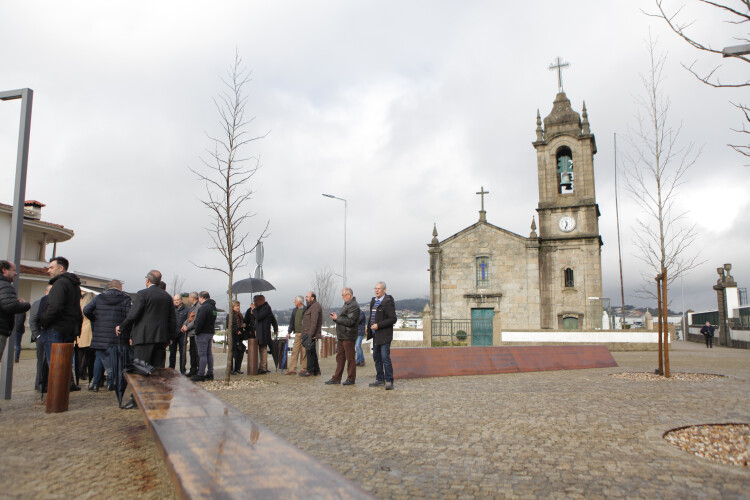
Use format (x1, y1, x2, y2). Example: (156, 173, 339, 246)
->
(372, 342, 393, 383)
(196, 333, 214, 377)
(41, 329, 63, 367)
(93, 347, 115, 388)
(14, 330, 23, 362)
(355, 335, 364, 364)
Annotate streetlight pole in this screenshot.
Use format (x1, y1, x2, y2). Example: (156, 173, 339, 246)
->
(322, 193, 346, 287)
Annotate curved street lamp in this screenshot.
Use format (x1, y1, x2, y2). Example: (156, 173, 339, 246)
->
(322, 193, 347, 287)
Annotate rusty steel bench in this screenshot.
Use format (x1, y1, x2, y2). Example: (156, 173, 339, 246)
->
(125, 368, 372, 499)
(391, 345, 618, 379)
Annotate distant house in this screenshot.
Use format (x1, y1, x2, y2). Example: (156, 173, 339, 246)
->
(0, 201, 75, 305)
(0, 201, 118, 348)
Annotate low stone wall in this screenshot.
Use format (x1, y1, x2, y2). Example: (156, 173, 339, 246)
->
(499, 330, 667, 352)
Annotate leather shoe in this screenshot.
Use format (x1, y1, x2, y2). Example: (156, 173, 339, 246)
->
(191, 375, 206, 382)
(285, 371, 297, 375)
(385, 382, 394, 391)
(299, 372, 311, 377)
(70, 385, 81, 392)
(206, 374, 214, 380)
(342, 379, 355, 386)
(120, 397, 137, 410)
(369, 381, 385, 387)
(325, 379, 340, 385)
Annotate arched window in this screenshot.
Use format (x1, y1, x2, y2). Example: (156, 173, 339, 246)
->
(564, 268, 574, 288)
(556, 146, 574, 194)
(476, 257, 490, 288)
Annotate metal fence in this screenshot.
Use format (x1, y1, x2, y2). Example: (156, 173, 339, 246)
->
(431, 319, 493, 346)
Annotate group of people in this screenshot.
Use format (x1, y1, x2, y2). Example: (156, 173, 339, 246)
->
(281, 282, 397, 390)
(1, 255, 401, 414)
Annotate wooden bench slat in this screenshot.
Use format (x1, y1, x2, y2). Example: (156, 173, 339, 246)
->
(126, 369, 373, 500)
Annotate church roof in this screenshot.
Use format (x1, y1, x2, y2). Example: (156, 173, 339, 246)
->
(435, 220, 528, 247)
(543, 92, 582, 139)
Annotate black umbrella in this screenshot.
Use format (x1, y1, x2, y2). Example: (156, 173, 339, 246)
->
(114, 336, 132, 407)
(231, 277, 276, 294)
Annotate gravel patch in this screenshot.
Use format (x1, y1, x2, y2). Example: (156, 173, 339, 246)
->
(664, 424, 750, 467)
(197, 379, 277, 391)
(611, 372, 727, 381)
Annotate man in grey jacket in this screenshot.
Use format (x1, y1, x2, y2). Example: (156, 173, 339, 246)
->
(327, 288, 360, 385)
(181, 292, 201, 377)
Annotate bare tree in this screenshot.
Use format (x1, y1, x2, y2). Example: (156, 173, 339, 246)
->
(311, 266, 337, 328)
(648, 0, 750, 160)
(170, 274, 186, 296)
(192, 51, 269, 383)
(621, 34, 703, 297)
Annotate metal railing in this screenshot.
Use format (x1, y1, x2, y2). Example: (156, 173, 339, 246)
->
(431, 319, 493, 346)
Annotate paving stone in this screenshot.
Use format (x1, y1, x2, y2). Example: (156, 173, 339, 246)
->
(2, 342, 750, 498)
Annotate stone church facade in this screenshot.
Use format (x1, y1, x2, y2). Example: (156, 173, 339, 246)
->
(428, 91, 604, 336)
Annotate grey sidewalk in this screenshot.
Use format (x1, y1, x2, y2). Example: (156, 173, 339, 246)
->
(1, 342, 748, 499)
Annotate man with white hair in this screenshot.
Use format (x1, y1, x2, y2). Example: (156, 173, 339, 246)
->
(367, 281, 397, 390)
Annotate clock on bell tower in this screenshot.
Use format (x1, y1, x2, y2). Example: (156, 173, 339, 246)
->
(531, 69, 604, 330)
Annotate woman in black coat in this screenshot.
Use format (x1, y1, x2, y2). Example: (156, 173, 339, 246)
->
(252, 295, 277, 374)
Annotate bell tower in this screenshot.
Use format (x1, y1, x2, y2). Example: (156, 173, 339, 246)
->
(532, 86, 603, 330)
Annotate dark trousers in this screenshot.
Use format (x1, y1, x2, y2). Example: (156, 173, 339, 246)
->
(75, 346, 95, 381)
(169, 333, 186, 373)
(333, 339, 356, 382)
(306, 340, 320, 375)
(704, 334, 713, 348)
(232, 339, 245, 372)
(34, 338, 46, 391)
(133, 342, 167, 368)
(188, 335, 199, 374)
(373, 342, 393, 383)
(14, 331, 23, 362)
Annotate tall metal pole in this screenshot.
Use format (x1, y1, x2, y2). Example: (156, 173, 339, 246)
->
(614, 133, 626, 328)
(0, 88, 34, 400)
(662, 266, 670, 378)
(322, 194, 347, 287)
(656, 273, 663, 376)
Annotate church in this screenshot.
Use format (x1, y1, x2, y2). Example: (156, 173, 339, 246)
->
(428, 85, 604, 342)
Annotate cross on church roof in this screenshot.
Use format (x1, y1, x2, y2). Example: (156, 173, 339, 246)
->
(548, 56, 570, 93)
(476, 186, 489, 222)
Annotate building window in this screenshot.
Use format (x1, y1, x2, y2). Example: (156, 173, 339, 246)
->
(476, 257, 490, 288)
(564, 268, 574, 288)
(556, 147, 574, 194)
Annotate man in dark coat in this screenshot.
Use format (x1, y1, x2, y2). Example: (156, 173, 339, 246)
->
(83, 280, 131, 391)
(192, 291, 216, 381)
(299, 291, 322, 377)
(0, 260, 31, 362)
(700, 321, 715, 349)
(367, 281, 397, 390)
(38, 257, 82, 367)
(170, 294, 189, 374)
(181, 292, 201, 377)
(327, 288, 360, 385)
(116, 270, 176, 368)
(253, 294, 277, 374)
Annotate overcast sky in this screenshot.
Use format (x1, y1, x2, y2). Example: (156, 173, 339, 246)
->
(1, 1, 747, 313)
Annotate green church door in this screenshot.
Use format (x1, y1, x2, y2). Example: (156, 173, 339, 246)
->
(563, 317, 579, 330)
(471, 309, 494, 346)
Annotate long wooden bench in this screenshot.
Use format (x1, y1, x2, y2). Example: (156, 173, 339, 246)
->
(125, 368, 373, 499)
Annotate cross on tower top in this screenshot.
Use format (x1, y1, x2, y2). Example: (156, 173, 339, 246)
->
(476, 186, 489, 222)
(548, 56, 570, 93)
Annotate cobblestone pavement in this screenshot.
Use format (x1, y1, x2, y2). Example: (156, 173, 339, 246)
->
(2, 342, 749, 499)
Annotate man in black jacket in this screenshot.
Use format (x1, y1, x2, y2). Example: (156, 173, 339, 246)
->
(83, 280, 131, 391)
(116, 270, 176, 368)
(170, 294, 189, 374)
(38, 257, 82, 367)
(192, 291, 216, 382)
(367, 281, 397, 390)
(0, 260, 31, 362)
